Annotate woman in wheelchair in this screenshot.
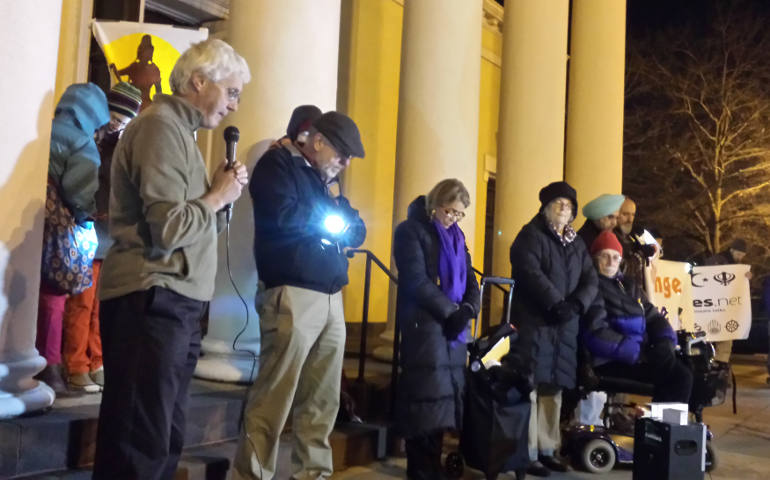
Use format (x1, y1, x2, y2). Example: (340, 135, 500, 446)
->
(581, 231, 693, 404)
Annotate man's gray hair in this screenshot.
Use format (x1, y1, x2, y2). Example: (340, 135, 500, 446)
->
(169, 39, 250, 95)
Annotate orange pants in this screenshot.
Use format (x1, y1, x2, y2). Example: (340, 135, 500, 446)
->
(62, 260, 103, 374)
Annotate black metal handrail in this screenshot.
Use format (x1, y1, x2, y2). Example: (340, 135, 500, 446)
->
(346, 248, 398, 384)
(346, 248, 512, 415)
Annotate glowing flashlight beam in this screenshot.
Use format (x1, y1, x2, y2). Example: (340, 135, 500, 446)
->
(323, 214, 346, 235)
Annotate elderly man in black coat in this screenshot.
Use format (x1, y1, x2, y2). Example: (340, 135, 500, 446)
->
(393, 179, 480, 480)
(509, 181, 598, 477)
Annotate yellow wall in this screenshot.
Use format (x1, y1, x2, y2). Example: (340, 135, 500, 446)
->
(339, 0, 404, 324)
(340, 1, 503, 323)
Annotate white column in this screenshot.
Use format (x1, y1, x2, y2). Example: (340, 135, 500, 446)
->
(391, 0, 483, 244)
(375, 0, 482, 358)
(195, 0, 341, 383)
(0, 2, 63, 418)
(490, 1, 570, 320)
(564, 0, 627, 216)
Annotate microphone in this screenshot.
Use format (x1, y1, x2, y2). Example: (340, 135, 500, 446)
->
(223, 126, 240, 222)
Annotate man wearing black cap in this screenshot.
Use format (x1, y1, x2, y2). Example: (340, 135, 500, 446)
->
(234, 111, 366, 480)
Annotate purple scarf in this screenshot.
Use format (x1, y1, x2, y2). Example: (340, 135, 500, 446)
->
(433, 219, 467, 303)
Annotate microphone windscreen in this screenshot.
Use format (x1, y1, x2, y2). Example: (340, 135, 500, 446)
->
(224, 126, 240, 143)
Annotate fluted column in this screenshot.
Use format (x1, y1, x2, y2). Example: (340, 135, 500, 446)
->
(490, 1, 570, 319)
(564, 0, 627, 218)
(391, 0, 483, 244)
(0, 1, 63, 418)
(196, 0, 341, 383)
(374, 0, 482, 358)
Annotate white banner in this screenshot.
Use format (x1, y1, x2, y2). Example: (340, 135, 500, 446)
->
(690, 264, 752, 341)
(92, 21, 208, 108)
(649, 259, 695, 332)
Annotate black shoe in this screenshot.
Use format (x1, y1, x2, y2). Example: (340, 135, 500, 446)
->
(540, 455, 569, 472)
(526, 460, 551, 477)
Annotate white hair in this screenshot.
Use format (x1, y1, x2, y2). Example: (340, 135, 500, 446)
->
(169, 38, 251, 94)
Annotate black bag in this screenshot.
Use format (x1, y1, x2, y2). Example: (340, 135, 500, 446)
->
(461, 364, 531, 478)
(459, 277, 532, 479)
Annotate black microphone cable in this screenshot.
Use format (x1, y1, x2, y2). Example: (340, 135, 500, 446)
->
(221, 124, 262, 478)
(224, 219, 263, 480)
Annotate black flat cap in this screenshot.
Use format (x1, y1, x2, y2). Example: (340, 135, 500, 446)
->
(312, 111, 365, 158)
(286, 105, 322, 141)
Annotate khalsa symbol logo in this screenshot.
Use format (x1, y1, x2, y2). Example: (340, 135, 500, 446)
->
(725, 320, 739, 333)
(713, 271, 735, 286)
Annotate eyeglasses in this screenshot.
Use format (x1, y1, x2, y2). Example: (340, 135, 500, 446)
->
(550, 199, 573, 211)
(598, 252, 622, 263)
(441, 207, 466, 220)
(225, 87, 241, 104)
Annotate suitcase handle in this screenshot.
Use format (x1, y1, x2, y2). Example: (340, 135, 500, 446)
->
(475, 275, 515, 340)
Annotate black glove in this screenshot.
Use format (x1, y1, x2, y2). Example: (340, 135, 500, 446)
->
(549, 300, 580, 324)
(639, 244, 657, 258)
(444, 303, 474, 339)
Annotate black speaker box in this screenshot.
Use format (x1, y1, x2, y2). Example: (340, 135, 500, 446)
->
(633, 417, 705, 480)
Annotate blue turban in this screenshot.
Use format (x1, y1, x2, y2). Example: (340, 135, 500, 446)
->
(582, 194, 625, 220)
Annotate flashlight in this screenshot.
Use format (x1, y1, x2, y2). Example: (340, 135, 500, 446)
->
(323, 214, 347, 236)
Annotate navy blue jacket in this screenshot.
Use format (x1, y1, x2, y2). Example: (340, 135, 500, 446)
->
(582, 275, 676, 366)
(249, 145, 365, 293)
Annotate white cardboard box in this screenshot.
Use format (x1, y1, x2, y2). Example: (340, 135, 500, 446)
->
(662, 407, 689, 425)
(646, 402, 689, 420)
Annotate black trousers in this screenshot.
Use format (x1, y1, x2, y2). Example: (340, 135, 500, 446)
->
(594, 353, 694, 404)
(405, 431, 445, 480)
(92, 287, 205, 480)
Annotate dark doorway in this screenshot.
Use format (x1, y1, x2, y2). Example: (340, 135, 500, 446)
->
(481, 176, 496, 333)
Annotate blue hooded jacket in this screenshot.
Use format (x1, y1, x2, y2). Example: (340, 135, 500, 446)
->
(48, 83, 109, 224)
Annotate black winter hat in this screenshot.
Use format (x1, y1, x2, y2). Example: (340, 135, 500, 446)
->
(312, 111, 365, 158)
(539, 181, 578, 213)
(286, 105, 322, 141)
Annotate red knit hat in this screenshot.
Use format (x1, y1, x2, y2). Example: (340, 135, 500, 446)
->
(590, 230, 623, 256)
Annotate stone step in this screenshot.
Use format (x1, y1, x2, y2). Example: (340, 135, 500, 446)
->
(1, 381, 388, 479)
(0, 388, 243, 479)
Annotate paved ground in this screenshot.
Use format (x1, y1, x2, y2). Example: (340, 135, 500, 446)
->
(45, 354, 770, 479)
(331, 354, 770, 480)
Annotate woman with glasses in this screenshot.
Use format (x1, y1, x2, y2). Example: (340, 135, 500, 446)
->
(393, 178, 480, 480)
(508, 181, 598, 477)
(581, 230, 692, 404)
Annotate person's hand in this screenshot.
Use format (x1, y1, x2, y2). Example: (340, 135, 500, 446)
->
(444, 303, 475, 340)
(549, 300, 579, 324)
(201, 159, 247, 211)
(746, 271, 753, 280)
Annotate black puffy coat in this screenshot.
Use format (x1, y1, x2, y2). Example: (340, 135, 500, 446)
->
(393, 196, 480, 437)
(509, 214, 598, 389)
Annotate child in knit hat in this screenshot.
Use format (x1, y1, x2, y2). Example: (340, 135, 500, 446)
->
(105, 82, 142, 134)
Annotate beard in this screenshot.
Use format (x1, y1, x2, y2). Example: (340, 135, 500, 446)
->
(618, 222, 633, 235)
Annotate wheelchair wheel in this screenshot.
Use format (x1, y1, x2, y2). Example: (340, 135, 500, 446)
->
(581, 439, 616, 474)
(706, 441, 717, 472)
(444, 451, 464, 479)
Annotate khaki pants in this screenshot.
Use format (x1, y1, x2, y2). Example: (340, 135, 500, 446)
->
(233, 285, 346, 480)
(528, 387, 562, 461)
